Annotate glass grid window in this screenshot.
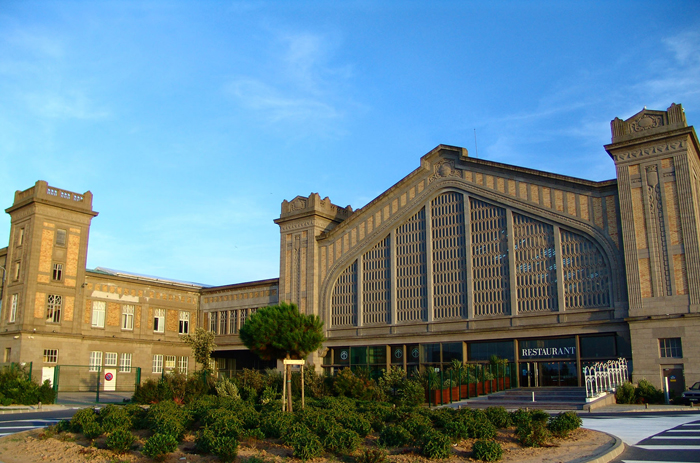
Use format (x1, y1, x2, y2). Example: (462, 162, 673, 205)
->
(92, 301, 106, 328)
(659, 338, 683, 358)
(154, 309, 165, 333)
(178, 356, 188, 374)
(89, 351, 103, 372)
(122, 305, 134, 330)
(179, 311, 189, 334)
(119, 353, 132, 373)
(165, 355, 176, 370)
(105, 352, 118, 367)
(52, 263, 63, 281)
(209, 312, 218, 333)
(152, 354, 163, 373)
(43, 349, 58, 363)
(9, 294, 18, 323)
(46, 294, 62, 323)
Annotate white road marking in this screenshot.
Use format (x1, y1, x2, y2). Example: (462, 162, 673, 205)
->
(582, 415, 700, 446)
(635, 445, 700, 450)
(649, 435, 700, 439)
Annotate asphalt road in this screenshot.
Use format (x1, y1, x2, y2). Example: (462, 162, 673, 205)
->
(0, 409, 81, 438)
(582, 411, 700, 463)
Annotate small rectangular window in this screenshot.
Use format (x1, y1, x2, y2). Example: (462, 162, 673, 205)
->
(209, 312, 218, 333)
(9, 294, 18, 323)
(17, 228, 24, 247)
(152, 354, 163, 373)
(119, 353, 132, 373)
(105, 352, 118, 367)
(52, 263, 63, 281)
(89, 351, 103, 372)
(178, 311, 189, 334)
(13, 261, 20, 281)
(178, 356, 188, 374)
(216, 358, 227, 370)
(230, 310, 238, 334)
(154, 309, 165, 333)
(122, 305, 134, 330)
(56, 229, 66, 246)
(43, 349, 58, 363)
(165, 355, 176, 371)
(4, 348, 10, 363)
(659, 338, 683, 358)
(46, 294, 62, 323)
(92, 301, 105, 328)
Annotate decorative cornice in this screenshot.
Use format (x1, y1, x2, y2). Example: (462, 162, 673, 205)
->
(609, 139, 686, 163)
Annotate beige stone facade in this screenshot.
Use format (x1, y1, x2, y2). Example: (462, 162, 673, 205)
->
(1, 104, 698, 394)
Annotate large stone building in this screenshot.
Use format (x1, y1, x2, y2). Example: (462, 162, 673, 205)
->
(1, 104, 698, 395)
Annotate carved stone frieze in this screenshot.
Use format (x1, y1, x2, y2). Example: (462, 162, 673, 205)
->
(630, 114, 663, 133)
(428, 160, 461, 184)
(280, 220, 315, 232)
(611, 140, 685, 162)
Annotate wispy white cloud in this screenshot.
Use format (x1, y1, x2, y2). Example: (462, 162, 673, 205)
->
(23, 90, 110, 120)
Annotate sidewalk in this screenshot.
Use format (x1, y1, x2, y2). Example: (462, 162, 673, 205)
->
(0, 391, 133, 414)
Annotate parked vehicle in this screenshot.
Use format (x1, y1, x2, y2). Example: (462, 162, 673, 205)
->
(681, 382, 700, 403)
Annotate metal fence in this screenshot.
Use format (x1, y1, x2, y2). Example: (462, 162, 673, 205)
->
(583, 358, 629, 398)
(50, 365, 142, 402)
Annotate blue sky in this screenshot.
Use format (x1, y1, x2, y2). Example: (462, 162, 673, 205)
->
(1, 1, 699, 286)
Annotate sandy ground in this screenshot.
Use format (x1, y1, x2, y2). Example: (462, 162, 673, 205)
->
(0, 427, 613, 462)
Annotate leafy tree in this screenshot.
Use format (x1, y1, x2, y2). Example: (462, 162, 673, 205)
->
(239, 302, 324, 412)
(183, 327, 217, 372)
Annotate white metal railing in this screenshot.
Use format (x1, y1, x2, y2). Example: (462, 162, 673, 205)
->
(583, 357, 629, 398)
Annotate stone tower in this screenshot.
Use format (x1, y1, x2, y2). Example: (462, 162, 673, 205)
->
(606, 103, 700, 387)
(0, 181, 98, 365)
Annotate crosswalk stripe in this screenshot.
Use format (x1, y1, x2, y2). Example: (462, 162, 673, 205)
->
(636, 445, 700, 450)
(662, 431, 700, 435)
(650, 435, 700, 439)
(623, 460, 699, 463)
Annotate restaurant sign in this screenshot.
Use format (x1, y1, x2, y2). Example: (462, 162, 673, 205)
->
(520, 346, 576, 358)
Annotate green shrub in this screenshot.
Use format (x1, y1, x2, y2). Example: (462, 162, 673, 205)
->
(259, 410, 295, 439)
(0, 366, 56, 405)
(530, 409, 550, 423)
(548, 411, 582, 438)
(402, 413, 433, 440)
(146, 400, 190, 440)
(142, 433, 179, 460)
(216, 376, 241, 400)
(444, 418, 471, 441)
(70, 407, 98, 433)
(242, 428, 265, 440)
(379, 425, 412, 447)
(201, 408, 243, 438)
(81, 420, 103, 439)
(99, 404, 132, 433)
(509, 409, 531, 428)
(472, 439, 503, 461)
(355, 448, 388, 463)
(636, 379, 664, 404)
(419, 429, 452, 459)
(283, 424, 324, 461)
(105, 428, 135, 454)
(470, 417, 497, 439)
(485, 406, 511, 428)
(338, 412, 372, 437)
(195, 427, 217, 454)
(615, 381, 636, 404)
(322, 426, 361, 453)
(516, 419, 551, 447)
(54, 419, 71, 433)
(124, 404, 148, 430)
(211, 435, 239, 463)
(132, 378, 172, 404)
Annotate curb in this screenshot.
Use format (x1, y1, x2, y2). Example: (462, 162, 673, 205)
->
(582, 431, 625, 463)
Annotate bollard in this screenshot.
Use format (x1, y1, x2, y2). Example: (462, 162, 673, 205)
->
(532, 391, 535, 402)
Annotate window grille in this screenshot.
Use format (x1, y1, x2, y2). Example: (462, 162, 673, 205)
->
(209, 312, 218, 333)
(46, 294, 62, 323)
(9, 294, 18, 323)
(153, 308, 165, 333)
(92, 301, 106, 328)
(513, 213, 558, 313)
(165, 355, 176, 370)
(52, 263, 63, 281)
(219, 310, 228, 334)
(43, 349, 58, 363)
(560, 230, 610, 308)
(229, 310, 238, 334)
(179, 311, 189, 334)
(122, 305, 134, 330)
(119, 353, 132, 372)
(105, 352, 118, 367)
(89, 351, 102, 372)
(332, 261, 358, 326)
(362, 236, 391, 325)
(178, 356, 188, 374)
(152, 354, 163, 373)
(431, 192, 467, 320)
(659, 338, 683, 358)
(396, 208, 428, 322)
(239, 309, 246, 327)
(470, 198, 511, 316)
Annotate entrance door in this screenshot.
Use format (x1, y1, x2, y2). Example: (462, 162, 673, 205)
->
(41, 367, 54, 387)
(663, 367, 685, 398)
(520, 362, 538, 387)
(103, 369, 117, 392)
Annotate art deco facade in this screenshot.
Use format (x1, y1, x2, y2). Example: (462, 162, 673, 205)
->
(1, 104, 698, 395)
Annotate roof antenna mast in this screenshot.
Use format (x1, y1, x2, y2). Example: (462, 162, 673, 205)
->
(474, 128, 479, 158)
